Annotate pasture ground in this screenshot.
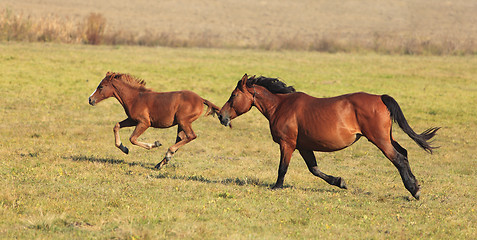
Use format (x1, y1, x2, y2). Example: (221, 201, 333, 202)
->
(0, 42, 476, 239)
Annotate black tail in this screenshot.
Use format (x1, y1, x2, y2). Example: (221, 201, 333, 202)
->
(381, 95, 440, 154)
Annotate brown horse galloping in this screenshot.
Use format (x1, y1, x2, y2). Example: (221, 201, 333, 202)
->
(89, 72, 221, 169)
(218, 74, 439, 199)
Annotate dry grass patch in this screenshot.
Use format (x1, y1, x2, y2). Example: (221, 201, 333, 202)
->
(2, 2, 477, 55)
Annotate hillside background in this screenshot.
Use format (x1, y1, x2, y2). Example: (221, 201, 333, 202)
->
(2, 0, 476, 54)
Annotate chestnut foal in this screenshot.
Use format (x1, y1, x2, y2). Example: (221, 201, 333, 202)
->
(89, 72, 221, 169)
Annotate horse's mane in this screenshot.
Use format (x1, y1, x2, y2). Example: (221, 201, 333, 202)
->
(246, 76, 296, 94)
(107, 72, 149, 91)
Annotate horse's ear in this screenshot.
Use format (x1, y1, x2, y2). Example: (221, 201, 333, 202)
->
(240, 73, 248, 88)
(241, 73, 248, 81)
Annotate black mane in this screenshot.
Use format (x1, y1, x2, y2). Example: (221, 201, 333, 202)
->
(246, 76, 296, 94)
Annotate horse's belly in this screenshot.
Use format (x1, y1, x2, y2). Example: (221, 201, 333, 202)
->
(297, 131, 359, 152)
(298, 139, 349, 152)
(151, 121, 176, 128)
(150, 115, 176, 128)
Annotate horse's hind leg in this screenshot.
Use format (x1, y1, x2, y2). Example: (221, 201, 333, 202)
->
(175, 125, 187, 144)
(155, 123, 196, 169)
(390, 140, 421, 200)
(368, 134, 421, 199)
(298, 149, 347, 189)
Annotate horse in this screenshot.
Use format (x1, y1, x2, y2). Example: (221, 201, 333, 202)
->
(218, 74, 439, 200)
(89, 72, 222, 169)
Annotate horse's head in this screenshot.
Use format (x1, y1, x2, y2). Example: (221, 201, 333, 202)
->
(89, 72, 119, 106)
(218, 74, 255, 127)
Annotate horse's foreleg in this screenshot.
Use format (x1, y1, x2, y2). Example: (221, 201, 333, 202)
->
(298, 149, 347, 189)
(129, 123, 162, 150)
(114, 118, 136, 154)
(155, 124, 196, 169)
(271, 143, 294, 189)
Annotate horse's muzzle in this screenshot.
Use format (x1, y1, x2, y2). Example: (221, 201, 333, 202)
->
(88, 97, 96, 106)
(218, 113, 230, 127)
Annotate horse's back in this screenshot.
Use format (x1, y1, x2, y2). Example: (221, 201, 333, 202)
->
(143, 90, 204, 128)
(174, 90, 205, 118)
(308, 92, 387, 130)
(280, 92, 386, 151)
(300, 92, 384, 115)
(282, 91, 381, 115)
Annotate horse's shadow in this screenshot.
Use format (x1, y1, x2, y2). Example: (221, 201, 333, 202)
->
(64, 155, 156, 170)
(64, 155, 339, 192)
(150, 172, 276, 189)
(65, 155, 276, 188)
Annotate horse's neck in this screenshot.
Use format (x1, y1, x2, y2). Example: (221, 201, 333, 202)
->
(112, 81, 141, 114)
(252, 86, 282, 121)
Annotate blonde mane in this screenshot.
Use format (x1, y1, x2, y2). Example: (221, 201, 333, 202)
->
(107, 72, 149, 91)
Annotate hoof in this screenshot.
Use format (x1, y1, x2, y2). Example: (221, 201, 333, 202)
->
(412, 189, 421, 200)
(154, 157, 170, 170)
(338, 178, 347, 189)
(119, 143, 129, 154)
(154, 160, 166, 170)
(154, 141, 162, 147)
(154, 162, 163, 170)
(271, 184, 283, 190)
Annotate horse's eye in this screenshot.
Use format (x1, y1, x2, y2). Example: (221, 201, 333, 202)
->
(98, 85, 103, 90)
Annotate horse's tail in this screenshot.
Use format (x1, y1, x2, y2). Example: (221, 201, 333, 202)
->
(381, 95, 440, 154)
(202, 98, 221, 117)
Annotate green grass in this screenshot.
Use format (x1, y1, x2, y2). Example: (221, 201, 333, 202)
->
(0, 42, 476, 239)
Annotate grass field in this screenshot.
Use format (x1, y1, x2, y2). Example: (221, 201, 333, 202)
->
(0, 42, 476, 239)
